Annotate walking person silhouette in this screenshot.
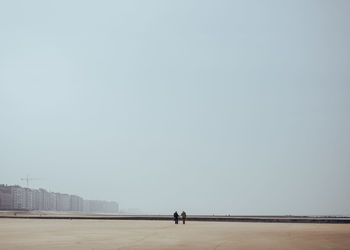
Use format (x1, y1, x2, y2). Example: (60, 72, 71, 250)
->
(173, 211, 179, 224)
(181, 211, 187, 224)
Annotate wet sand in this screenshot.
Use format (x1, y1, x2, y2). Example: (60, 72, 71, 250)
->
(0, 219, 349, 250)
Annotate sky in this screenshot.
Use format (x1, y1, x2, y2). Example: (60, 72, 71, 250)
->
(0, 0, 349, 215)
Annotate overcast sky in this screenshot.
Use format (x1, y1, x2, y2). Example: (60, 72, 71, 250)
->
(1, 0, 349, 215)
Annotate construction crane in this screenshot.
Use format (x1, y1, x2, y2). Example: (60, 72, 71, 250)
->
(20, 175, 41, 188)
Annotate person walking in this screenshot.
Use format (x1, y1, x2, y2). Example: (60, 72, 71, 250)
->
(181, 211, 187, 224)
(173, 211, 179, 224)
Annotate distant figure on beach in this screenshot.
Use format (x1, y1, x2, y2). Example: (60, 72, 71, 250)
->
(173, 211, 179, 224)
(181, 211, 187, 224)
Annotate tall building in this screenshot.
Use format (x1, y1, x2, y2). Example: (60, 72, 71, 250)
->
(48, 192, 57, 211)
(0, 184, 13, 210)
(24, 188, 33, 210)
(70, 195, 83, 211)
(39, 189, 50, 210)
(56, 193, 70, 211)
(32, 189, 40, 210)
(12, 186, 26, 209)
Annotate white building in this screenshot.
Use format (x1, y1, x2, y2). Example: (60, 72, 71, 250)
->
(12, 186, 25, 209)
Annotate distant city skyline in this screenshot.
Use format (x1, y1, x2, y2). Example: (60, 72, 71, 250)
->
(0, 183, 119, 213)
(1, 0, 350, 215)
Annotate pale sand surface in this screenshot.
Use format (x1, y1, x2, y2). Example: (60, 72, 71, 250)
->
(0, 219, 350, 250)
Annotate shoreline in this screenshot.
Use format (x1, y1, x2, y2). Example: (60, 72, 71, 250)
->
(1, 212, 349, 224)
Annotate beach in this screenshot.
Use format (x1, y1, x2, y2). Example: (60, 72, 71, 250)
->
(0, 218, 349, 250)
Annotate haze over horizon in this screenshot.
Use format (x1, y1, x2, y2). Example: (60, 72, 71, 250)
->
(1, 0, 350, 215)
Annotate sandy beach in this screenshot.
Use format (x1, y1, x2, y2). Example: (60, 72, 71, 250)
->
(0, 218, 349, 250)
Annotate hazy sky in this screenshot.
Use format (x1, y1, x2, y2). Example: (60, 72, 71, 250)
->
(1, 0, 349, 215)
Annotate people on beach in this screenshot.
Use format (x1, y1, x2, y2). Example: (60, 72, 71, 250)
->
(181, 211, 186, 224)
(173, 211, 179, 224)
